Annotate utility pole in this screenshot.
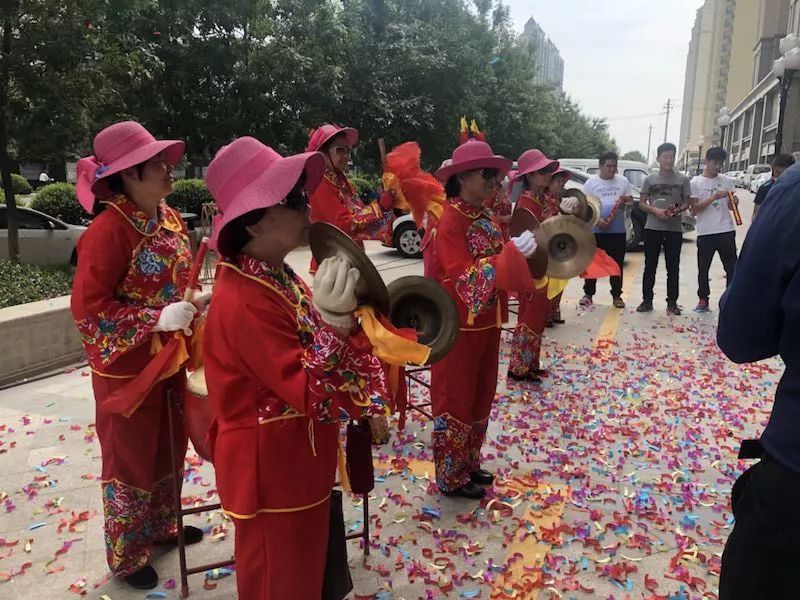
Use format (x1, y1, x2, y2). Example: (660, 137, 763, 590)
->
(646, 124, 654, 164)
(663, 99, 672, 143)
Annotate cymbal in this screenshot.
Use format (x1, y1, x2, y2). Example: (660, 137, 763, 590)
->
(309, 222, 391, 316)
(584, 195, 603, 229)
(509, 207, 549, 279)
(540, 215, 597, 279)
(561, 188, 600, 228)
(386, 276, 459, 365)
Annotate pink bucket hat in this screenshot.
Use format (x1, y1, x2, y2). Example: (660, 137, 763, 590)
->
(75, 121, 185, 214)
(206, 137, 325, 252)
(306, 124, 359, 153)
(551, 167, 571, 180)
(435, 140, 512, 181)
(514, 149, 559, 182)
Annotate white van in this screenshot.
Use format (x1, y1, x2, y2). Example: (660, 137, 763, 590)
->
(743, 164, 771, 188)
(556, 158, 652, 189)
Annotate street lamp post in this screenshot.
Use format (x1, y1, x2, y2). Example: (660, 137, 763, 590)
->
(718, 107, 731, 149)
(697, 135, 705, 176)
(772, 35, 800, 156)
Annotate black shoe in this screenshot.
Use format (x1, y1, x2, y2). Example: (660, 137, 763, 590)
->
(123, 565, 158, 590)
(154, 525, 204, 546)
(470, 469, 495, 485)
(667, 303, 682, 316)
(442, 481, 487, 499)
(636, 301, 653, 313)
(507, 371, 542, 384)
(612, 296, 626, 309)
(551, 318, 565, 325)
(546, 320, 554, 328)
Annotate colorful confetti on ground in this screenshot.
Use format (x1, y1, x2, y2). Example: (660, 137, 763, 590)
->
(0, 307, 779, 599)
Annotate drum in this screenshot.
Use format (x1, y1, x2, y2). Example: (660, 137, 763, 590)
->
(185, 368, 214, 462)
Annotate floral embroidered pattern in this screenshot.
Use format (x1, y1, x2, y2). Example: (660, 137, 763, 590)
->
(102, 480, 153, 575)
(519, 190, 559, 222)
(75, 195, 192, 370)
(469, 418, 490, 473)
(325, 171, 392, 242)
(150, 473, 181, 542)
(455, 256, 499, 323)
(432, 413, 472, 491)
(508, 322, 543, 376)
(234, 255, 389, 423)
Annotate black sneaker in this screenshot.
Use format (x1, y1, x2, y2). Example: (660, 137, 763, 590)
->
(667, 303, 682, 316)
(636, 301, 653, 313)
(124, 565, 158, 590)
(612, 296, 626, 309)
(693, 299, 710, 313)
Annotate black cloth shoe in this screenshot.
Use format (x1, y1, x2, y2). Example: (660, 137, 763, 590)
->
(636, 301, 653, 313)
(507, 371, 542, 384)
(470, 469, 495, 485)
(123, 565, 158, 590)
(666, 303, 682, 316)
(154, 525, 204, 546)
(442, 481, 487, 499)
(551, 318, 565, 324)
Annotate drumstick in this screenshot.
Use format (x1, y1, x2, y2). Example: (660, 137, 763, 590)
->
(378, 138, 388, 170)
(183, 237, 210, 303)
(727, 192, 743, 226)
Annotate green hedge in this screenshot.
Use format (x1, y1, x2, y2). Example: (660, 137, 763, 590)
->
(29, 183, 86, 225)
(0, 260, 73, 308)
(349, 174, 382, 197)
(11, 174, 32, 195)
(167, 179, 213, 215)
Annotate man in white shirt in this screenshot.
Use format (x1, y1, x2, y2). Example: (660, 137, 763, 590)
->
(580, 152, 634, 308)
(690, 146, 739, 313)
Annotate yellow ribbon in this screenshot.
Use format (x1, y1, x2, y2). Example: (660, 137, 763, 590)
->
(532, 276, 569, 300)
(355, 306, 431, 367)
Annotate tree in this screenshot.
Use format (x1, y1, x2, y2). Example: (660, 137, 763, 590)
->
(622, 150, 647, 163)
(1, 0, 21, 261)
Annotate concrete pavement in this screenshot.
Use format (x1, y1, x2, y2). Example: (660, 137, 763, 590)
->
(0, 190, 779, 599)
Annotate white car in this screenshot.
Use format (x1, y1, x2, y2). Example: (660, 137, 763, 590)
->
(386, 212, 423, 258)
(750, 171, 771, 194)
(0, 205, 86, 265)
(724, 171, 743, 187)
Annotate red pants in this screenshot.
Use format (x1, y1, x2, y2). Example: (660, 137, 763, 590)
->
(232, 499, 330, 599)
(93, 372, 188, 575)
(509, 290, 550, 376)
(431, 327, 501, 491)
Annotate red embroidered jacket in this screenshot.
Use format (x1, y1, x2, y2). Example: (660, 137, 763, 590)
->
(203, 255, 389, 516)
(434, 198, 533, 330)
(517, 190, 559, 223)
(71, 195, 193, 377)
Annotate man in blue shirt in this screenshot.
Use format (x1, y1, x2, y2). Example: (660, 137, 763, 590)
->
(717, 162, 800, 598)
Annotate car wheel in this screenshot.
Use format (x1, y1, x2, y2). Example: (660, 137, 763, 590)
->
(394, 222, 423, 258)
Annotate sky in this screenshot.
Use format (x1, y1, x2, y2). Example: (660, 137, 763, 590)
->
(503, 0, 701, 162)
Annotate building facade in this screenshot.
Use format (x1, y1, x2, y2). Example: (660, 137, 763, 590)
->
(520, 17, 565, 91)
(678, 0, 737, 172)
(722, 0, 799, 170)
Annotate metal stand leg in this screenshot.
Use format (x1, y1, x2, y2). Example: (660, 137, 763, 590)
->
(167, 387, 234, 597)
(405, 366, 433, 420)
(362, 494, 370, 556)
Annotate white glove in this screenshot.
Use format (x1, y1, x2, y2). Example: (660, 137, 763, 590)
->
(560, 196, 580, 214)
(511, 230, 538, 258)
(312, 256, 360, 329)
(153, 301, 196, 336)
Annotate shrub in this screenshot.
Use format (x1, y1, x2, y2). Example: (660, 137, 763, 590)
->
(167, 179, 214, 216)
(0, 260, 73, 308)
(349, 175, 376, 198)
(30, 183, 86, 225)
(11, 174, 32, 195)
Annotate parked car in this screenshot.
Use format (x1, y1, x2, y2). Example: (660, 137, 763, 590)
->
(387, 210, 423, 258)
(724, 171, 743, 187)
(750, 171, 772, 194)
(0, 205, 86, 265)
(742, 164, 771, 188)
(557, 158, 652, 189)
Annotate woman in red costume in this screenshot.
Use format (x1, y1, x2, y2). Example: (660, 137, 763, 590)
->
(485, 178, 513, 241)
(430, 140, 537, 499)
(71, 121, 209, 589)
(508, 150, 579, 384)
(546, 168, 572, 326)
(202, 137, 389, 599)
(307, 123, 394, 270)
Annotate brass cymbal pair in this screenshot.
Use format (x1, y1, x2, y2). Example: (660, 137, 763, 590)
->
(309, 222, 458, 365)
(510, 187, 600, 280)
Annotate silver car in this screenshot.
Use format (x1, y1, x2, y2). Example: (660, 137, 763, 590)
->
(0, 205, 86, 265)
